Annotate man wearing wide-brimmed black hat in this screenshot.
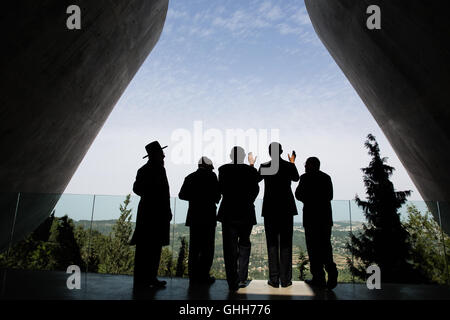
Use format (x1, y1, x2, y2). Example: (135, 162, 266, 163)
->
(130, 141, 172, 290)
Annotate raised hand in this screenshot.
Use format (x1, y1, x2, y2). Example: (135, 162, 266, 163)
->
(248, 152, 257, 166)
(288, 150, 296, 163)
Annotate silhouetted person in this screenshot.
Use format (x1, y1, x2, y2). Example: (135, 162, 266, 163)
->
(295, 157, 338, 289)
(130, 141, 172, 290)
(218, 146, 259, 291)
(179, 156, 221, 285)
(256, 142, 299, 288)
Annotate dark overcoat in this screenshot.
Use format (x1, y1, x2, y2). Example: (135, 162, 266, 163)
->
(130, 161, 172, 246)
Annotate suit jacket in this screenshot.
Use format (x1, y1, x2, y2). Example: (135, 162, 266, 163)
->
(130, 161, 172, 246)
(295, 170, 333, 229)
(178, 168, 221, 227)
(217, 163, 259, 225)
(258, 158, 299, 217)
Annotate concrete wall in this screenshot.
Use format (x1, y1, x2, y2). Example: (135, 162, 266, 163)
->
(304, 0, 450, 233)
(0, 0, 169, 251)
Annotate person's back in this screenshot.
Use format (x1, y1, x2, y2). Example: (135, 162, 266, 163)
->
(294, 156, 337, 289)
(217, 146, 259, 291)
(179, 163, 221, 227)
(217, 162, 259, 225)
(131, 141, 171, 290)
(259, 157, 299, 217)
(179, 156, 220, 284)
(296, 169, 333, 229)
(133, 162, 171, 227)
(257, 142, 299, 288)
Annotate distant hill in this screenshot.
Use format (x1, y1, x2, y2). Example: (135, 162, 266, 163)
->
(74, 220, 363, 236)
(73, 219, 363, 269)
(74, 220, 133, 235)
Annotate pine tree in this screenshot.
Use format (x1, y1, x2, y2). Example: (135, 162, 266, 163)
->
(297, 247, 309, 281)
(404, 205, 450, 284)
(175, 236, 188, 277)
(99, 194, 134, 274)
(48, 215, 83, 270)
(346, 134, 423, 283)
(158, 247, 175, 277)
(0, 213, 83, 271)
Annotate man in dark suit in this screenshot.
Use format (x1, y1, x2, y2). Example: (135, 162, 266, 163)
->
(130, 141, 172, 290)
(257, 142, 299, 288)
(217, 146, 259, 291)
(295, 157, 338, 289)
(179, 156, 221, 285)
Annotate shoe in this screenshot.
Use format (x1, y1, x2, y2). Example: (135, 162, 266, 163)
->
(305, 279, 326, 288)
(229, 284, 239, 292)
(267, 280, 279, 288)
(204, 276, 216, 285)
(150, 279, 167, 288)
(327, 271, 338, 290)
(281, 281, 292, 288)
(238, 280, 249, 288)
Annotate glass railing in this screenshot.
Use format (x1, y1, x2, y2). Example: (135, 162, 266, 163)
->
(1, 193, 449, 298)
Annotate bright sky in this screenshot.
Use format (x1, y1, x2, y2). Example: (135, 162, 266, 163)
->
(64, 0, 423, 201)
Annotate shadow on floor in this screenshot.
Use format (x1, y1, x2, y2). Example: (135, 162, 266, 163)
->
(1, 269, 449, 300)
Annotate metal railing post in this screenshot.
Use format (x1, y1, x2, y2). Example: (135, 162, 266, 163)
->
(349, 200, 354, 283)
(86, 194, 96, 292)
(170, 197, 176, 279)
(437, 201, 450, 285)
(1, 192, 21, 298)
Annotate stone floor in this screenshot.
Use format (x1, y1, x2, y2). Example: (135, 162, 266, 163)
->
(1, 269, 450, 300)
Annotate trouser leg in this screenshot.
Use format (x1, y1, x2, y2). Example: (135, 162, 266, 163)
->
(237, 224, 252, 282)
(305, 227, 325, 283)
(322, 226, 337, 276)
(279, 217, 293, 284)
(134, 242, 162, 287)
(189, 226, 201, 280)
(199, 225, 216, 279)
(265, 218, 280, 284)
(149, 244, 162, 282)
(222, 223, 239, 288)
(134, 243, 150, 287)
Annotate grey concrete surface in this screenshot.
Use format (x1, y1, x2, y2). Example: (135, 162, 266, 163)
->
(1, 270, 449, 300)
(0, 0, 169, 251)
(304, 0, 450, 233)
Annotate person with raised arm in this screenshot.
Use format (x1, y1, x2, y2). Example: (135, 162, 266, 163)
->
(217, 146, 259, 291)
(256, 142, 299, 288)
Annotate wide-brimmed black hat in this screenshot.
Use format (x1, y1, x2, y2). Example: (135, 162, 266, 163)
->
(143, 141, 167, 159)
